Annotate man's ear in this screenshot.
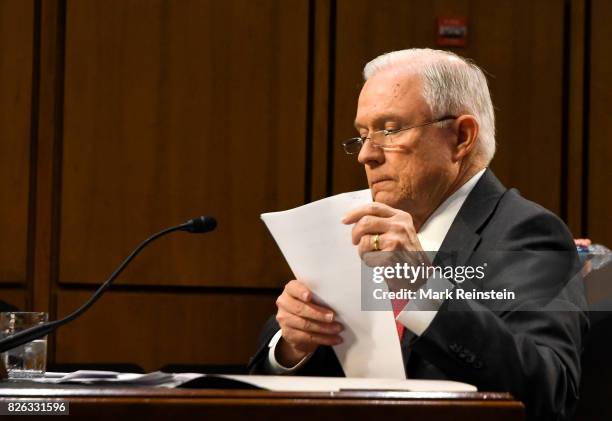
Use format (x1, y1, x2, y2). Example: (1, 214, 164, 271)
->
(453, 115, 479, 161)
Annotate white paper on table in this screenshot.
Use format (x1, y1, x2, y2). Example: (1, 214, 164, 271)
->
(29, 370, 176, 386)
(30, 371, 476, 392)
(219, 374, 476, 392)
(261, 190, 405, 379)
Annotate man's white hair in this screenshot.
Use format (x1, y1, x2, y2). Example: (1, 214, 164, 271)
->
(363, 48, 496, 164)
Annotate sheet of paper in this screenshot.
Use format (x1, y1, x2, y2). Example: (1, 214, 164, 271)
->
(219, 374, 476, 392)
(29, 370, 175, 386)
(261, 190, 405, 379)
(30, 371, 476, 392)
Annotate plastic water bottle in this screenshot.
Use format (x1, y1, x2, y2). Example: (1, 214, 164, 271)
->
(577, 244, 612, 271)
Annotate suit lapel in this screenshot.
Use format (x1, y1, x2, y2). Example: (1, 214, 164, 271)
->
(435, 169, 507, 267)
(433, 216, 481, 270)
(402, 169, 507, 372)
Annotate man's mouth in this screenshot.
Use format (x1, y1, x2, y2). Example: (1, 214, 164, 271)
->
(371, 178, 393, 187)
(370, 178, 393, 188)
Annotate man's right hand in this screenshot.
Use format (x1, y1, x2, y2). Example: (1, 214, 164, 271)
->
(274, 280, 344, 367)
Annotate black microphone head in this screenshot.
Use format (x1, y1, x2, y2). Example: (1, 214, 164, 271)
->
(184, 216, 217, 233)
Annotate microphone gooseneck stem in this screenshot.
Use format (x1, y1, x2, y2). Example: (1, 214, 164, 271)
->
(0, 221, 201, 353)
(60, 225, 184, 326)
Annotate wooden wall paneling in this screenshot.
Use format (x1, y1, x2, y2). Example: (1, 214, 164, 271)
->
(566, 0, 586, 238)
(55, 289, 277, 371)
(331, 0, 566, 216)
(310, 0, 332, 201)
(31, 0, 65, 319)
(0, 0, 34, 285)
(59, 0, 310, 287)
(587, 0, 612, 245)
(0, 287, 27, 311)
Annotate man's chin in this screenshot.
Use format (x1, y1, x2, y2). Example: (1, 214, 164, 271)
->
(372, 190, 400, 207)
(372, 191, 415, 213)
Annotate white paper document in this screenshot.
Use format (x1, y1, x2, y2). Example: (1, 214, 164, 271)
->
(217, 375, 476, 392)
(30, 370, 175, 386)
(30, 371, 476, 392)
(261, 190, 406, 379)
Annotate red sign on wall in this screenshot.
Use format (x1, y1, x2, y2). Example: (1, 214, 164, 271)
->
(437, 17, 468, 47)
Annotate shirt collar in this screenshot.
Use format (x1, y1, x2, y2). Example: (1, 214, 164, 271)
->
(417, 168, 486, 252)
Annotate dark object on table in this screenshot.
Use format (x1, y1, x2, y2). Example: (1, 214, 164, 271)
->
(159, 364, 247, 374)
(0, 300, 19, 313)
(47, 363, 145, 374)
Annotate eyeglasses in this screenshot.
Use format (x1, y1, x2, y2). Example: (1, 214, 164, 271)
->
(341, 115, 458, 155)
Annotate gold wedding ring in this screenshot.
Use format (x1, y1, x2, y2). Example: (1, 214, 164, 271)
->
(372, 234, 380, 251)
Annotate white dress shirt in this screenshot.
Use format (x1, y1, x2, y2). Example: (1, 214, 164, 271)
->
(266, 168, 487, 373)
(396, 168, 485, 335)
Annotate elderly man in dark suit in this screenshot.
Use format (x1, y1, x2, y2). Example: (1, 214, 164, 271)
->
(248, 48, 587, 421)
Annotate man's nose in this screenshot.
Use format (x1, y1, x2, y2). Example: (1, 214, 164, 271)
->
(357, 139, 385, 166)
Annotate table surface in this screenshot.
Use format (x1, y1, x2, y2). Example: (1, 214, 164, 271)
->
(0, 381, 509, 399)
(0, 381, 525, 420)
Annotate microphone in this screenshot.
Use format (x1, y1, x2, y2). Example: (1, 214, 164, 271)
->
(0, 216, 217, 353)
(180, 216, 217, 233)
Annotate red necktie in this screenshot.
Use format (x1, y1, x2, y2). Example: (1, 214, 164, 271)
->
(391, 297, 409, 341)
